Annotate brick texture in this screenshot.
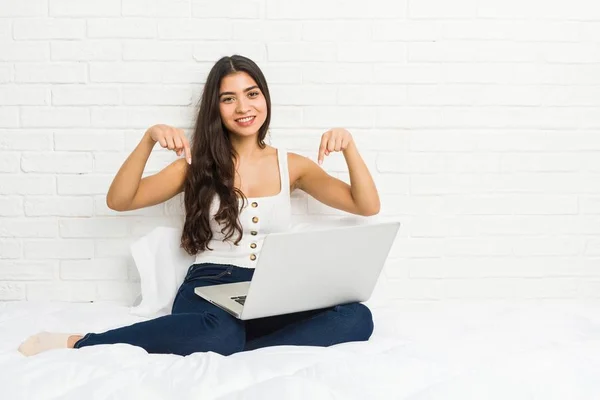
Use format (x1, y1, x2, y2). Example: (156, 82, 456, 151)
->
(1, 0, 599, 303)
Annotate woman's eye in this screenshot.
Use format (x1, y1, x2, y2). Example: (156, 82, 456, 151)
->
(249, 91, 259, 97)
(222, 97, 234, 102)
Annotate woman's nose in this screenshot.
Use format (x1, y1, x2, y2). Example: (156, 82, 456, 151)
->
(236, 98, 250, 113)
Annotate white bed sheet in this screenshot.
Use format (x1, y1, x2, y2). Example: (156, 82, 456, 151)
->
(2, 299, 600, 400)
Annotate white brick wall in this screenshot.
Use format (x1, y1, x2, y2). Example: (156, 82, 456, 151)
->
(1, 0, 600, 305)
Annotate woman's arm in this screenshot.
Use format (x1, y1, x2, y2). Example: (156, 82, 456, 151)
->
(340, 140, 380, 215)
(293, 128, 380, 216)
(106, 130, 156, 211)
(106, 125, 190, 211)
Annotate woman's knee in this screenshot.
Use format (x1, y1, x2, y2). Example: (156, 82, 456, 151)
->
(181, 312, 245, 356)
(334, 302, 374, 341)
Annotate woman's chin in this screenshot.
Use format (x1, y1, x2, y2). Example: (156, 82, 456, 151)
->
(229, 129, 259, 138)
(227, 125, 264, 138)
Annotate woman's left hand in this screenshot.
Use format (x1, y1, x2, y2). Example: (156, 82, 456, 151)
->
(318, 128, 354, 165)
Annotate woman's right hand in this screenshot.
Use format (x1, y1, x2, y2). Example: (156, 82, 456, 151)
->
(146, 124, 192, 165)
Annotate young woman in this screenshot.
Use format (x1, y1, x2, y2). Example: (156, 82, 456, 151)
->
(18, 55, 381, 357)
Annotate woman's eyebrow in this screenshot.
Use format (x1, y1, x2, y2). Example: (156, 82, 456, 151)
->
(219, 85, 259, 97)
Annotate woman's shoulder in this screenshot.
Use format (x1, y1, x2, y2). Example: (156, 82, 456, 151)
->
(286, 151, 305, 165)
(286, 150, 314, 166)
(286, 151, 315, 190)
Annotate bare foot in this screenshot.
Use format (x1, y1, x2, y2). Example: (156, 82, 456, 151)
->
(18, 332, 79, 356)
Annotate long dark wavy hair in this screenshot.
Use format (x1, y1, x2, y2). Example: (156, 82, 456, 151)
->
(180, 55, 272, 255)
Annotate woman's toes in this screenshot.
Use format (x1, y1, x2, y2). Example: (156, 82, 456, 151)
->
(18, 333, 42, 356)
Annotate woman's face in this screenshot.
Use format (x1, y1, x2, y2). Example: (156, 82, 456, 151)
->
(218, 71, 267, 139)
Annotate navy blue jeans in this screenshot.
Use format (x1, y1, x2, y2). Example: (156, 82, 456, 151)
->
(74, 263, 374, 356)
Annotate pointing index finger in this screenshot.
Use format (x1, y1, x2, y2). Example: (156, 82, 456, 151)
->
(184, 142, 191, 164)
(318, 142, 327, 165)
(318, 131, 330, 165)
(181, 132, 191, 164)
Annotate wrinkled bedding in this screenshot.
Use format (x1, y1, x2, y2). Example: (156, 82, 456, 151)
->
(2, 299, 600, 399)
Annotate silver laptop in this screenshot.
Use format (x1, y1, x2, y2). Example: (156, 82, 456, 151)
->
(194, 221, 400, 320)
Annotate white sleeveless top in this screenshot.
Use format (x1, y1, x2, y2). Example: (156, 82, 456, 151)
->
(193, 148, 292, 269)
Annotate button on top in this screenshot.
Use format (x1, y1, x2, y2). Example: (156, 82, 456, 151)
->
(251, 202, 258, 208)
(252, 216, 259, 223)
(250, 231, 257, 236)
(250, 243, 257, 249)
(250, 254, 256, 261)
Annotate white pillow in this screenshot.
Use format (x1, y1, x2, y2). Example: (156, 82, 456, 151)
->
(129, 226, 195, 317)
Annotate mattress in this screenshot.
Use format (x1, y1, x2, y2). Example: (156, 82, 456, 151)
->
(2, 299, 600, 400)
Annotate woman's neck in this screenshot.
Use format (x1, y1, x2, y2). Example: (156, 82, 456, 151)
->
(230, 135, 267, 162)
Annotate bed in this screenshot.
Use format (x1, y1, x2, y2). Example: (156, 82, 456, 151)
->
(3, 299, 600, 399)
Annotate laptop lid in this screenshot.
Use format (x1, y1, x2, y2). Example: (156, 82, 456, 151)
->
(239, 221, 400, 320)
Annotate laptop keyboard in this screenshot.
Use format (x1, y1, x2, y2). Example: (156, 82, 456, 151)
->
(231, 295, 246, 305)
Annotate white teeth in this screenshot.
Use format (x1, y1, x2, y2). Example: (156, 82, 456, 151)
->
(236, 116, 254, 123)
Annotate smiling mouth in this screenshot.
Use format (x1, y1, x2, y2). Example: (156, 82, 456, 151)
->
(235, 116, 255, 123)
